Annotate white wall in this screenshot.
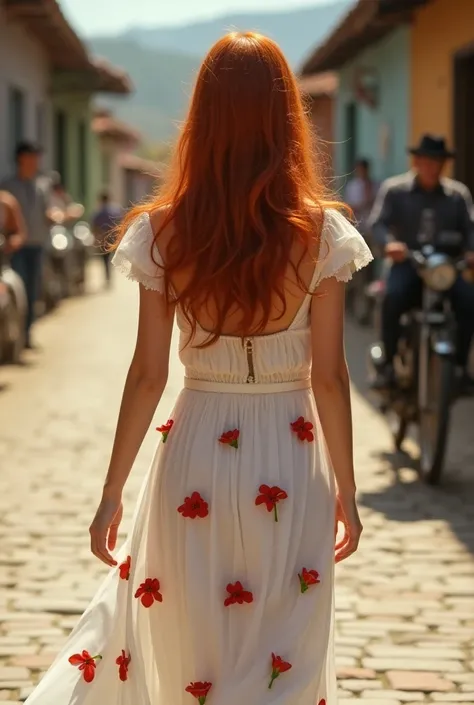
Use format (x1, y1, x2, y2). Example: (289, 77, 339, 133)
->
(0, 7, 51, 178)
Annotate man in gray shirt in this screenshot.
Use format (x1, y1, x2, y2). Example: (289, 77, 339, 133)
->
(368, 134, 474, 390)
(1, 141, 51, 348)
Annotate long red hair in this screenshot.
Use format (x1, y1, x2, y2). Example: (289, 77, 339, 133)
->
(115, 31, 341, 344)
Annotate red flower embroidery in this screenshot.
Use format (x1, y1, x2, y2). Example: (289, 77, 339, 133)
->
(218, 429, 239, 448)
(185, 681, 212, 704)
(134, 578, 163, 607)
(290, 416, 314, 442)
(119, 555, 131, 581)
(268, 653, 292, 689)
(255, 484, 288, 522)
(157, 419, 174, 443)
(68, 650, 102, 683)
(116, 650, 131, 682)
(224, 581, 254, 607)
(298, 567, 321, 593)
(178, 492, 209, 519)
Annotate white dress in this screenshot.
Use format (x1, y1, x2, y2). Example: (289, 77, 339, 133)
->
(25, 208, 372, 705)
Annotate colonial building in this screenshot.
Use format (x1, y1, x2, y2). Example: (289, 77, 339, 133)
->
(0, 0, 131, 213)
(92, 110, 162, 208)
(410, 0, 474, 194)
(299, 72, 338, 179)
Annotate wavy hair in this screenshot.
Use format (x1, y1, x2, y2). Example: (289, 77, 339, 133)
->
(115, 31, 342, 345)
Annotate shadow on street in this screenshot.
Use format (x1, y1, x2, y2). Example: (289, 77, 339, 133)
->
(346, 314, 474, 556)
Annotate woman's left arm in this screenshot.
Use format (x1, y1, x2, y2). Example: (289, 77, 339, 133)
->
(89, 285, 175, 566)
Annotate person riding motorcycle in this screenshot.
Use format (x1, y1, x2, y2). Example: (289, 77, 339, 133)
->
(368, 134, 474, 392)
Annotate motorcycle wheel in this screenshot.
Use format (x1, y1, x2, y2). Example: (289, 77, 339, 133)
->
(419, 354, 454, 485)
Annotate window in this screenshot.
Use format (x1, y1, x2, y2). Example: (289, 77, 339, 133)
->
(8, 87, 25, 163)
(54, 109, 68, 187)
(78, 120, 87, 204)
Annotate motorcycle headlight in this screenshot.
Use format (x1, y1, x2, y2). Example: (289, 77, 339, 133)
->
(52, 232, 69, 251)
(421, 254, 457, 292)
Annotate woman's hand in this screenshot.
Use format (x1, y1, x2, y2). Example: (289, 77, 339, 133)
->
(89, 491, 123, 567)
(335, 493, 363, 563)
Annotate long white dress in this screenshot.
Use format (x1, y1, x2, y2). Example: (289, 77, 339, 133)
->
(25, 208, 372, 705)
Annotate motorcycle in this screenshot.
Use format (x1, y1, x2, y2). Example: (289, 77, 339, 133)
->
(0, 233, 27, 363)
(368, 240, 468, 485)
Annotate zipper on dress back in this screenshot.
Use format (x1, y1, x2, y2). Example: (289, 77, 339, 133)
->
(244, 338, 256, 383)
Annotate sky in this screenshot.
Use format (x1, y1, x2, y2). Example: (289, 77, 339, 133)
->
(61, 0, 338, 36)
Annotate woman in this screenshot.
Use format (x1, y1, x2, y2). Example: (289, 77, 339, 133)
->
(25, 32, 371, 705)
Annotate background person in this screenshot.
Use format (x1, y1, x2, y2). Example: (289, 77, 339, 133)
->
(345, 158, 378, 236)
(91, 190, 123, 287)
(369, 134, 474, 391)
(0, 190, 26, 253)
(0, 142, 51, 349)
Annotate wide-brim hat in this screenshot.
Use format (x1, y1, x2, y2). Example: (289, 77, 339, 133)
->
(408, 134, 455, 159)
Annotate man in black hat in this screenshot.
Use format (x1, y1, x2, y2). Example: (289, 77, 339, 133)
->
(1, 141, 51, 348)
(368, 133, 474, 390)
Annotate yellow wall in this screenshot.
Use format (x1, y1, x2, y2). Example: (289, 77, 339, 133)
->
(411, 0, 474, 167)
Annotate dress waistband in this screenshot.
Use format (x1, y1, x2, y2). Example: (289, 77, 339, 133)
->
(184, 377, 311, 394)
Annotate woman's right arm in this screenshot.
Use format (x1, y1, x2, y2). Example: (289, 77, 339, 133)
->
(89, 284, 175, 566)
(310, 276, 362, 562)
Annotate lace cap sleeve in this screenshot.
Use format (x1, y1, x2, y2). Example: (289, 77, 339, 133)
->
(314, 208, 373, 286)
(112, 213, 165, 293)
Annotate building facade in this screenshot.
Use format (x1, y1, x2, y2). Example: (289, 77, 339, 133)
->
(299, 72, 338, 180)
(0, 0, 130, 215)
(410, 0, 474, 192)
(335, 28, 410, 183)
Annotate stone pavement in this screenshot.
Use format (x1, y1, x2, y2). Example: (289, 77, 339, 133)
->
(0, 262, 473, 704)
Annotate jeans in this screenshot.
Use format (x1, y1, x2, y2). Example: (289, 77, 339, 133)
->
(10, 245, 43, 343)
(382, 260, 474, 368)
(100, 252, 112, 284)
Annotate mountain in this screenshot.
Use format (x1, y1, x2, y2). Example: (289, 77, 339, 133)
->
(89, 38, 199, 142)
(125, 1, 351, 69)
(89, 1, 351, 143)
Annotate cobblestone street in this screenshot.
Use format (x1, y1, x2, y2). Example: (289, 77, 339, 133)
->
(0, 263, 473, 705)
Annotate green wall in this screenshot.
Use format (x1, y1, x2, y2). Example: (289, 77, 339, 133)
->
(335, 27, 411, 188)
(50, 92, 100, 217)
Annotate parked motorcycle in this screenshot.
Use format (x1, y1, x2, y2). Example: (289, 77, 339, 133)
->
(0, 233, 27, 363)
(368, 241, 468, 485)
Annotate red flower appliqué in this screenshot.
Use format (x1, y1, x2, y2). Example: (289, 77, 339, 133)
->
(178, 492, 209, 519)
(218, 429, 239, 449)
(116, 650, 131, 682)
(185, 681, 212, 704)
(157, 419, 174, 443)
(224, 581, 254, 607)
(298, 567, 321, 593)
(255, 484, 288, 522)
(68, 650, 102, 683)
(290, 416, 314, 442)
(134, 578, 163, 607)
(268, 653, 292, 689)
(119, 555, 131, 581)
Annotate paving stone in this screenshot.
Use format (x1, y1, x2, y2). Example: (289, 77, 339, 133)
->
(364, 659, 463, 673)
(361, 691, 425, 702)
(386, 671, 456, 692)
(339, 680, 383, 692)
(337, 667, 377, 680)
(431, 696, 474, 702)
